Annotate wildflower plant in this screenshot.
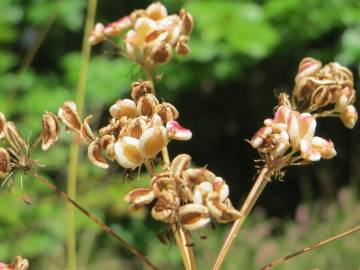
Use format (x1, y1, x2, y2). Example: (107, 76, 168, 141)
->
(0, 2, 359, 270)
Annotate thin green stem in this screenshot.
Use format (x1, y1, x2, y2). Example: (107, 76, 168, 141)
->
(67, 0, 97, 269)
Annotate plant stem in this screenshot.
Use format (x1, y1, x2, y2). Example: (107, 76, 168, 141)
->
(67, 0, 97, 269)
(33, 173, 158, 270)
(213, 167, 271, 270)
(259, 224, 360, 270)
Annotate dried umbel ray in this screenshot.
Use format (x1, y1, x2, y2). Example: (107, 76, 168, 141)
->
(125, 154, 240, 231)
(89, 2, 193, 67)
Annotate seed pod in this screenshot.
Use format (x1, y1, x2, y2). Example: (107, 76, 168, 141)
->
(125, 188, 155, 208)
(0, 112, 6, 140)
(175, 35, 190, 56)
(0, 147, 11, 178)
(212, 177, 229, 202)
(151, 191, 179, 223)
(4, 122, 28, 152)
(13, 256, 29, 270)
(109, 99, 136, 119)
(151, 172, 175, 195)
(159, 15, 181, 46)
(206, 194, 241, 223)
(114, 136, 143, 169)
(41, 111, 61, 151)
(310, 137, 337, 160)
(80, 115, 96, 144)
(137, 94, 159, 116)
(178, 204, 210, 231)
(170, 154, 191, 182)
(166, 120, 192, 141)
(145, 29, 168, 47)
(146, 2, 168, 21)
(139, 126, 167, 158)
(183, 168, 216, 185)
(179, 9, 194, 36)
(88, 141, 109, 169)
(58, 101, 82, 133)
(100, 134, 115, 149)
(156, 102, 179, 123)
(89, 23, 105, 46)
(149, 43, 172, 64)
(126, 117, 148, 138)
(131, 81, 154, 102)
(341, 105, 358, 129)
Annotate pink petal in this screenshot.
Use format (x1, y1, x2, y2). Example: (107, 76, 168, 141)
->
(166, 120, 192, 141)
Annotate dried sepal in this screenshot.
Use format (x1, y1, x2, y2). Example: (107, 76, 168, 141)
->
(109, 99, 137, 119)
(166, 120, 192, 141)
(80, 115, 96, 144)
(41, 111, 61, 151)
(4, 122, 27, 152)
(114, 136, 143, 169)
(58, 101, 82, 133)
(0, 147, 11, 178)
(99, 118, 122, 137)
(125, 188, 155, 209)
(0, 112, 6, 140)
(88, 141, 109, 169)
(139, 126, 167, 158)
(178, 204, 210, 231)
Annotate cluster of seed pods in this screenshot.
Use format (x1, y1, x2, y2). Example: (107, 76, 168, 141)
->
(125, 154, 241, 230)
(41, 80, 192, 170)
(89, 2, 193, 65)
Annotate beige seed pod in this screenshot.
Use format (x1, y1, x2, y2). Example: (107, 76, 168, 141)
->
(178, 204, 210, 231)
(170, 154, 191, 182)
(0, 112, 6, 140)
(125, 188, 155, 208)
(136, 94, 159, 116)
(80, 115, 96, 144)
(139, 126, 167, 158)
(0, 147, 11, 178)
(109, 99, 136, 119)
(100, 134, 115, 149)
(114, 136, 143, 169)
(151, 191, 179, 223)
(131, 81, 154, 102)
(41, 111, 61, 151)
(183, 168, 216, 185)
(4, 122, 28, 152)
(126, 117, 148, 138)
(149, 43, 172, 64)
(156, 102, 179, 123)
(88, 141, 109, 169)
(179, 9, 194, 36)
(58, 101, 82, 132)
(206, 194, 241, 223)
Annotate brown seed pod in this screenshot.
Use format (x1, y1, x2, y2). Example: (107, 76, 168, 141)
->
(179, 9, 194, 36)
(88, 141, 109, 169)
(0, 147, 11, 178)
(125, 188, 155, 208)
(80, 115, 96, 144)
(126, 117, 148, 138)
(41, 111, 61, 151)
(175, 35, 190, 56)
(149, 43, 172, 64)
(156, 102, 179, 123)
(4, 122, 28, 152)
(58, 101, 82, 132)
(131, 81, 154, 102)
(136, 94, 159, 117)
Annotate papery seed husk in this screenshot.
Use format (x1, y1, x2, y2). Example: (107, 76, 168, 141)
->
(88, 141, 109, 169)
(126, 117, 147, 138)
(114, 137, 143, 169)
(42, 111, 61, 151)
(80, 115, 96, 144)
(0, 147, 11, 178)
(137, 94, 159, 116)
(58, 101, 82, 132)
(131, 81, 154, 102)
(100, 134, 115, 149)
(0, 112, 6, 140)
(109, 99, 136, 119)
(170, 154, 191, 181)
(156, 102, 179, 123)
(139, 126, 167, 158)
(125, 188, 155, 206)
(4, 122, 28, 152)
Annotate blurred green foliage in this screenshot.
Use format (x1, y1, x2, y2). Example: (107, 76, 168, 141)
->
(0, 0, 360, 269)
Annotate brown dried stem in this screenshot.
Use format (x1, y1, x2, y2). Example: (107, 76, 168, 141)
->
(33, 172, 158, 270)
(259, 224, 360, 270)
(213, 167, 271, 270)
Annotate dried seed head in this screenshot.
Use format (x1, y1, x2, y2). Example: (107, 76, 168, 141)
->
(58, 101, 82, 132)
(109, 99, 137, 119)
(149, 43, 172, 64)
(0, 112, 6, 140)
(179, 9, 194, 36)
(131, 81, 154, 102)
(89, 23, 105, 46)
(4, 122, 28, 152)
(88, 141, 109, 169)
(146, 2, 168, 21)
(166, 120, 192, 141)
(114, 136, 143, 169)
(139, 126, 167, 158)
(80, 115, 96, 144)
(136, 94, 159, 116)
(178, 204, 210, 231)
(41, 111, 61, 151)
(125, 188, 155, 208)
(341, 105, 358, 129)
(0, 147, 11, 178)
(170, 154, 191, 181)
(156, 102, 179, 123)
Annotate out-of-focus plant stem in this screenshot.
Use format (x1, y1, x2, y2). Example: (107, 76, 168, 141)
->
(259, 224, 360, 270)
(213, 167, 271, 270)
(33, 173, 158, 270)
(67, 0, 97, 269)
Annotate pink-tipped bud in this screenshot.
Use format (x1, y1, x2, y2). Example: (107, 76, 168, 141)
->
(341, 105, 358, 129)
(251, 126, 272, 148)
(166, 120, 192, 141)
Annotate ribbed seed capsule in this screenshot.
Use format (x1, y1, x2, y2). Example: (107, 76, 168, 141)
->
(41, 111, 61, 151)
(58, 101, 82, 132)
(139, 126, 167, 158)
(125, 188, 155, 208)
(179, 9, 194, 36)
(170, 154, 191, 181)
(0, 147, 11, 178)
(126, 117, 147, 138)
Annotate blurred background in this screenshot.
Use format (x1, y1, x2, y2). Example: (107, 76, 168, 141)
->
(1, 0, 360, 269)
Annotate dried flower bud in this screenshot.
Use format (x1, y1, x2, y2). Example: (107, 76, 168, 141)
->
(114, 136, 143, 169)
(0, 147, 11, 178)
(131, 81, 154, 102)
(180, 9, 193, 36)
(156, 102, 179, 123)
(126, 117, 148, 138)
(58, 101, 82, 132)
(170, 154, 191, 181)
(139, 126, 167, 158)
(137, 94, 159, 116)
(166, 120, 192, 141)
(80, 115, 96, 144)
(149, 43, 172, 64)
(0, 112, 6, 140)
(146, 2, 168, 21)
(109, 99, 137, 119)
(4, 122, 27, 152)
(125, 188, 155, 209)
(104, 16, 131, 36)
(88, 141, 109, 169)
(41, 111, 60, 151)
(178, 204, 210, 231)
(89, 23, 105, 46)
(341, 105, 358, 129)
